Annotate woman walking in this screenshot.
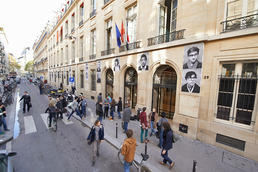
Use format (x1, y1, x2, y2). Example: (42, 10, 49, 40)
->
(96, 100, 103, 123)
(117, 97, 122, 119)
(159, 122, 175, 169)
(149, 108, 157, 137)
(139, 107, 148, 143)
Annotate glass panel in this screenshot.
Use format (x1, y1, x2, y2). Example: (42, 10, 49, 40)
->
(222, 64, 235, 77)
(124, 68, 138, 109)
(227, 0, 242, 20)
(106, 69, 114, 97)
(242, 63, 258, 77)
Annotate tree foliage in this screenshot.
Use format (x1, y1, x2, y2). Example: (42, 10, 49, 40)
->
(25, 60, 34, 73)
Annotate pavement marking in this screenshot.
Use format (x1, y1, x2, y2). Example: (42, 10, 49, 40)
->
(62, 118, 74, 125)
(24, 116, 37, 135)
(40, 113, 49, 128)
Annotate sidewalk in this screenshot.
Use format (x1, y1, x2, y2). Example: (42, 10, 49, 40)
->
(72, 98, 258, 172)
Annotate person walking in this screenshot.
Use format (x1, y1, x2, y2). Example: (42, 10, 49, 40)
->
(117, 97, 122, 119)
(121, 129, 137, 172)
(159, 122, 175, 169)
(45, 102, 57, 128)
(97, 93, 102, 103)
(19, 91, 31, 113)
(87, 120, 104, 166)
(122, 103, 131, 133)
(149, 108, 158, 137)
(39, 82, 43, 95)
(96, 100, 103, 123)
(80, 95, 87, 117)
(56, 97, 63, 119)
(157, 112, 168, 148)
(103, 96, 109, 119)
(139, 107, 148, 143)
(0, 103, 9, 131)
(67, 97, 82, 120)
(109, 98, 116, 120)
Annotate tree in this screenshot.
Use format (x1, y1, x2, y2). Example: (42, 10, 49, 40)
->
(25, 60, 34, 73)
(8, 53, 21, 72)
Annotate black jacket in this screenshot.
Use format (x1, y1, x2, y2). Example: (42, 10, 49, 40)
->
(56, 100, 63, 110)
(96, 103, 103, 117)
(117, 100, 122, 112)
(162, 129, 173, 151)
(181, 83, 200, 93)
(45, 106, 57, 116)
(20, 94, 31, 103)
(61, 98, 67, 107)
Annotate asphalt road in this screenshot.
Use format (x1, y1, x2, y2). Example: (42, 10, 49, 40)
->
(11, 80, 130, 172)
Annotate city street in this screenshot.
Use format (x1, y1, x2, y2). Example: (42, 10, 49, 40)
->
(9, 81, 130, 172)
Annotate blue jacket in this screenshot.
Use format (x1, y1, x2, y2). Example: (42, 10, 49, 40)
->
(87, 125, 104, 144)
(162, 129, 173, 151)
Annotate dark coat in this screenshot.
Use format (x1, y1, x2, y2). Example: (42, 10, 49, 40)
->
(61, 98, 67, 107)
(96, 103, 103, 117)
(56, 100, 63, 110)
(162, 129, 173, 151)
(181, 83, 200, 93)
(117, 100, 122, 112)
(20, 94, 31, 103)
(87, 125, 104, 144)
(45, 106, 57, 116)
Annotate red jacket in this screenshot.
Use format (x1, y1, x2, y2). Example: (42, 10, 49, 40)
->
(139, 112, 148, 128)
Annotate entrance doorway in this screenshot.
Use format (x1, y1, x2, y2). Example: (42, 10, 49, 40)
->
(152, 65, 177, 119)
(124, 67, 138, 109)
(106, 68, 114, 97)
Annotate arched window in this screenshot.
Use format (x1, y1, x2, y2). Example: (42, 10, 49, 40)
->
(152, 65, 177, 119)
(124, 67, 138, 109)
(106, 68, 114, 97)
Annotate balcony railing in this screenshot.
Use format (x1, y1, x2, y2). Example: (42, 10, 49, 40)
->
(148, 29, 185, 46)
(104, 0, 111, 5)
(79, 57, 83, 62)
(90, 9, 96, 18)
(101, 48, 115, 56)
(221, 14, 258, 32)
(119, 41, 141, 53)
(79, 20, 83, 27)
(89, 54, 96, 60)
(71, 27, 75, 33)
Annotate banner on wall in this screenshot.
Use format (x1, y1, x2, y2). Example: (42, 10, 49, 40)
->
(138, 53, 149, 71)
(96, 61, 101, 83)
(181, 43, 204, 93)
(85, 63, 89, 80)
(113, 57, 120, 72)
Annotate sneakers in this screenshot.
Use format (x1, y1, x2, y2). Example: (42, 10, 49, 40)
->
(169, 162, 175, 169)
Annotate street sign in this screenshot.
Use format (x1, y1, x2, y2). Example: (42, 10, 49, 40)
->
(69, 77, 74, 83)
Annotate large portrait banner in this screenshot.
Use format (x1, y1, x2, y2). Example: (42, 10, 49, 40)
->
(138, 53, 149, 71)
(96, 61, 101, 83)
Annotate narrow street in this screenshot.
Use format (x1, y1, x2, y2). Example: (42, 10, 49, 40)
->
(11, 81, 128, 172)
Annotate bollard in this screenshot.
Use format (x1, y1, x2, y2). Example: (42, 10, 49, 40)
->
(192, 160, 197, 172)
(116, 123, 118, 138)
(145, 141, 148, 155)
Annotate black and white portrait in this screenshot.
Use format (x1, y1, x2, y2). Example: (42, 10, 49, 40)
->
(97, 61, 101, 72)
(181, 71, 200, 93)
(113, 58, 120, 72)
(183, 43, 203, 69)
(97, 72, 101, 83)
(138, 53, 149, 71)
(85, 63, 88, 80)
(96, 61, 101, 83)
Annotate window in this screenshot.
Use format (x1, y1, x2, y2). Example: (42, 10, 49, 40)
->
(61, 48, 63, 65)
(92, 0, 96, 11)
(91, 29, 96, 56)
(65, 20, 68, 35)
(226, 0, 242, 20)
(71, 13, 75, 31)
(80, 70, 84, 88)
(72, 41, 75, 62)
(57, 51, 59, 65)
(127, 4, 137, 42)
(65, 45, 68, 63)
(66, 71, 69, 85)
(216, 62, 258, 126)
(80, 36, 84, 58)
(91, 69, 96, 91)
(80, 3, 84, 23)
(159, 0, 178, 35)
(60, 27, 63, 42)
(106, 19, 112, 50)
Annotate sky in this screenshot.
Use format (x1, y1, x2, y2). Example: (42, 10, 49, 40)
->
(0, 0, 65, 58)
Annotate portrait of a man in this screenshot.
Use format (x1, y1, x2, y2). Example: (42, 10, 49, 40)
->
(97, 72, 101, 83)
(183, 46, 202, 69)
(138, 53, 149, 71)
(113, 58, 120, 72)
(97, 61, 101, 72)
(181, 71, 200, 93)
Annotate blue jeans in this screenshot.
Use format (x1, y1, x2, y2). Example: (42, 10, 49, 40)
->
(98, 116, 103, 123)
(124, 161, 132, 172)
(159, 128, 164, 147)
(117, 111, 121, 118)
(2, 117, 8, 131)
(110, 109, 114, 119)
(124, 122, 128, 132)
(161, 149, 172, 165)
(140, 128, 148, 143)
(68, 108, 82, 120)
(81, 105, 86, 116)
(150, 121, 156, 135)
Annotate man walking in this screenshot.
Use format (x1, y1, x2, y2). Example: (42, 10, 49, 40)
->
(19, 91, 31, 113)
(121, 129, 136, 172)
(67, 96, 82, 120)
(122, 103, 131, 133)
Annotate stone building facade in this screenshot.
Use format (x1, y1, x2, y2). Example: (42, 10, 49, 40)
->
(45, 0, 258, 161)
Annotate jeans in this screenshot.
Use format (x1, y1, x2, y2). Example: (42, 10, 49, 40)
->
(110, 109, 114, 119)
(39, 88, 43, 94)
(92, 140, 100, 162)
(98, 116, 103, 123)
(124, 161, 132, 172)
(150, 121, 156, 135)
(81, 105, 86, 117)
(124, 122, 128, 132)
(68, 108, 82, 120)
(161, 149, 172, 165)
(158, 128, 164, 147)
(140, 128, 148, 143)
(2, 117, 8, 130)
(23, 102, 30, 113)
(117, 111, 121, 118)
(104, 106, 109, 119)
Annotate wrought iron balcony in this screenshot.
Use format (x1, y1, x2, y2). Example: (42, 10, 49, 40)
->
(147, 29, 185, 46)
(79, 57, 83, 62)
(89, 54, 96, 60)
(221, 14, 258, 32)
(101, 48, 115, 56)
(90, 9, 96, 18)
(79, 20, 83, 27)
(119, 41, 141, 53)
(104, 0, 111, 5)
(71, 27, 75, 33)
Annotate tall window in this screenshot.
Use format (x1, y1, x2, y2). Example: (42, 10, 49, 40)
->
(91, 69, 96, 91)
(65, 45, 68, 63)
(216, 62, 258, 126)
(66, 71, 69, 85)
(159, 0, 178, 35)
(226, 0, 242, 20)
(57, 51, 59, 65)
(80, 36, 84, 58)
(106, 19, 112, 50)
(61, 48, 63, 65)
(80, 3, 84, 22)
(92, 0, 96, 11)
(127, 4, 137, 42)
(71, 13, 75, 31)
(65, 20, 68, 35)
(80, 70, 84, 88)
(72, 41, 75, 62)
(60, 27, 63, 42)
(91, 29, 96, 56)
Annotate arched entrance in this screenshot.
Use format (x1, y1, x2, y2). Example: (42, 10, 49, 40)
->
(124, 67, 138, 109)
(152, 65, 177, 119)
(106, 68, 114, 97)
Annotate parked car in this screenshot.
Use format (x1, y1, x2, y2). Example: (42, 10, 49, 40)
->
(0, 150, 17, 172)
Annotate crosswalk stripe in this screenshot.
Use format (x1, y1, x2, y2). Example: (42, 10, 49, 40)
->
(24, 116, 37, 134)
(40, 113, 49, 128)
(62, 118, 74, 125)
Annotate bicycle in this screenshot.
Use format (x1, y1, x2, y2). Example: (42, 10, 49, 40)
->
(47, 113, 57, 132)
(118, 148, 151, 172)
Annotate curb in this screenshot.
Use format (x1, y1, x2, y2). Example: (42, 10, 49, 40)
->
(0, 135, 13, 145)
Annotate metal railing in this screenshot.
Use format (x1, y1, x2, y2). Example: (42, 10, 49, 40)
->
(90, 9, 96, 18)
(119, 41, 141, 53)
(101, 48, 115, 56)
(221, 13, 258, 32)
(147, 29, 185, 46)
(79, 20, 83, 27)
(89, 54, 96, 60)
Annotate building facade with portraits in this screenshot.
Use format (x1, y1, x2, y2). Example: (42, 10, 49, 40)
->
(45, 0, 258, 161)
